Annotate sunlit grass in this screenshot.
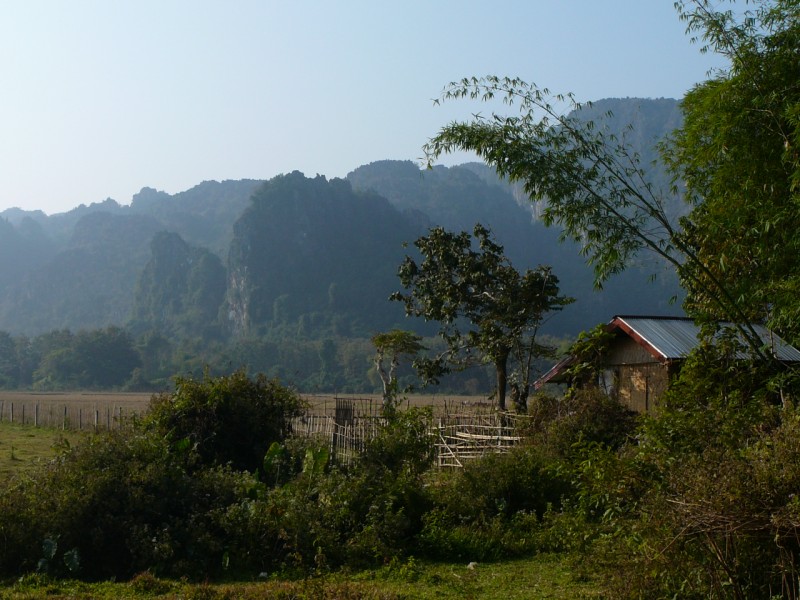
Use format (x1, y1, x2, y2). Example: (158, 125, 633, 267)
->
(0, 422, 84, 481)
(1, 554, 604, 599)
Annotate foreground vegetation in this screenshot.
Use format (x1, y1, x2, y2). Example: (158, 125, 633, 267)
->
(1, 554, 602, 599)
(0, 371, 614, 597)
(3, 345, 800, 598)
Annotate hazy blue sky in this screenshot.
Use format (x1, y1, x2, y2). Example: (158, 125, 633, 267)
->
(0, 1, 727, 215)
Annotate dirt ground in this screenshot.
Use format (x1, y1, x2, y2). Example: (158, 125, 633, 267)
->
(0, 391, 496, 424)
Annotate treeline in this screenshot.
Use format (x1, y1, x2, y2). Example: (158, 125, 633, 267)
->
(0, 326, 515, 394)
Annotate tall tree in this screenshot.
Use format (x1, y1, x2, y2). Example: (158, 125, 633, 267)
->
(422, 63, 780, 362)
(73, 327, 141, 388)
(666, 0, 800, 343)
(392, 224, 570, 411)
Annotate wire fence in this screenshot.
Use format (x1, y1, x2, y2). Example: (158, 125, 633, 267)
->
(0, 396, 143, 431)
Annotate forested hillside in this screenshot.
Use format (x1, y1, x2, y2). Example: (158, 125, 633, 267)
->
(0, 97, 684, 392)
(226, 172, 421, 339)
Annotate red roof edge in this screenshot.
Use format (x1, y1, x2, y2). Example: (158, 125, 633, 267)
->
(533, 355, 575, 389)
(607, 316, 670, 363)
(533, 315, 675, 390)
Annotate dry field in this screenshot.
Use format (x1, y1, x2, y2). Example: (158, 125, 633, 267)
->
(302, 392, 496, 418)
(0, 391, 154, 430)
(0, 391, 497, 431)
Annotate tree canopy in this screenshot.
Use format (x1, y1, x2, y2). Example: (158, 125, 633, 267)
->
(371, 329, 425, 412)
(666, 0, 800, 345)
(423, 0, 800, 363)
(392, 224, 571, 410)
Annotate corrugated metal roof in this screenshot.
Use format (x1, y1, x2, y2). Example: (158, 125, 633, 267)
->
(612, 316, 800, 362)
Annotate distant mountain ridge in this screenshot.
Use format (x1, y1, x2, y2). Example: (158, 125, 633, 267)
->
(0, 97, 684, 341)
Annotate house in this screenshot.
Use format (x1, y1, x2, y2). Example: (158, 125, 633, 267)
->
(535, 315, 800, 413)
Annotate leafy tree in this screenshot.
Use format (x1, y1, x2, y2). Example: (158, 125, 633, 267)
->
(371, 329, 425, 412)
(560, 323, 616, 394)
(134, 330, 174, 386)
(665, 0, 800, 345)
(0, 331, 18, 388)
(30, 327, 141, 389)
(392, 224, 570, 411)
(13, 335, 35, 388)
(422, 73, 774, 362)
(32, 330, 78, 389)
(73, 327, 141, 388)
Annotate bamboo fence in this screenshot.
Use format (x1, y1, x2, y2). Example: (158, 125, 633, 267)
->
(434, 417, 521, 468)
(1, 392, 526, 467)
(291, 398, 527, 468)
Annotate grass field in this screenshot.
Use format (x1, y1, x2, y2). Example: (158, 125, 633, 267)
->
(0, 391, 154, 408)
(0, 422, 85, 480)
(0, 554, 604, 599)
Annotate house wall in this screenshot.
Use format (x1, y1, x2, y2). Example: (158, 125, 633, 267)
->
(616, 362, 671, 413)
(605, 336, 655, 364)
(604, 335, 670, 413)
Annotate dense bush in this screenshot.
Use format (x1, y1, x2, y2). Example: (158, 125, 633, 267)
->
(0, 372, 310, 580)
(427, 445, 570, 523)
(144, 370, 304, 474)
(418, 444, 570, 561)
(0, 369, 584, 581)
(568, 343, 800, 599)
(14, 352, 800, 597)
(0, 428, 258, 580)
(247, 408, 437, 571)
(526, 387, 639, 458)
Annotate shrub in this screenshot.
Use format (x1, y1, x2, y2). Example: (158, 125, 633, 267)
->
(144, 370, 305, 474)
(359, 407, 435, 478)
(418, 506, 541, 561)
(419, 444, 572, 560)
(238, 409, 437, 572)
(606, 407, 800, 599)
(578, 343, 800, 599)
(526, 388, 638, 458)
(0, 428, 258, 580)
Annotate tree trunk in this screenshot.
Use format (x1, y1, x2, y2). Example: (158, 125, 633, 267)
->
(495, 352, 509, 411)
(511, 382, 529, 413)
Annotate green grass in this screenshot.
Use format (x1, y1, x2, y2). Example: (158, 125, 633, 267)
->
(0, 555, 605, 599)
(0, 422, 85, 481)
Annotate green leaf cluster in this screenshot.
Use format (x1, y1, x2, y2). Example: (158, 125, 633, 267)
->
(667, 0, 800, 346)
(392, 224, 571, 410)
